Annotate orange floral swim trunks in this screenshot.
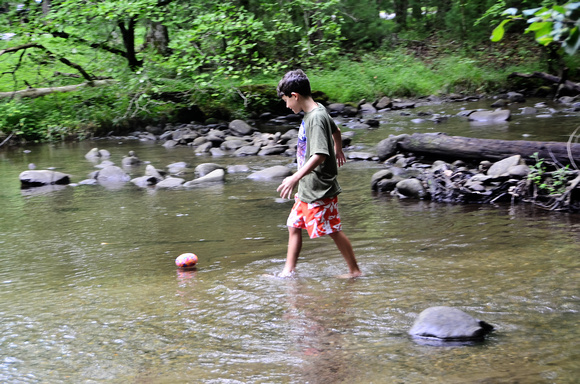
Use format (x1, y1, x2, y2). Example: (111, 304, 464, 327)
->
(287, 195, 342, 239)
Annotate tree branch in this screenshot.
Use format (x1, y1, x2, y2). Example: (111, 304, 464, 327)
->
(50, 30, 127, 57)
(0, 42, 95, 82)
(0, 133, 14, 148)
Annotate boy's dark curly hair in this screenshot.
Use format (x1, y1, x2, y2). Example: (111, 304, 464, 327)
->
(277, 69, 311, 98)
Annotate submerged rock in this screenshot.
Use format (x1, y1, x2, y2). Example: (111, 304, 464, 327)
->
(227, 164, 250, 173)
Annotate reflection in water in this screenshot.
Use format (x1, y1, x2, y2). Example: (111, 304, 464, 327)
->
(281, 279, 358, 383)
(20, 184, 69, 196)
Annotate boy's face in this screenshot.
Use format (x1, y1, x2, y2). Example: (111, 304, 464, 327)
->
(282, 93, 301, 114)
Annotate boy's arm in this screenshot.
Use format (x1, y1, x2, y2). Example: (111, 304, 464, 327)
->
(332, 129, 346, 167)
(277, 154, 327, 199)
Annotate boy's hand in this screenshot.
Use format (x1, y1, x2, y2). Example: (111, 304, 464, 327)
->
(277, 175, 298, 199)
(336, 148, 346, 167)
(277, 154, 325, 199)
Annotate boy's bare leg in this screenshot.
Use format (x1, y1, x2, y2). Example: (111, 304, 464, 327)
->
(329, 231, 362, 278)
(280, 226, 302, 277)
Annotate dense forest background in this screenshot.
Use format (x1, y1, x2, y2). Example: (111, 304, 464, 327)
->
(0, 0, 578, 142)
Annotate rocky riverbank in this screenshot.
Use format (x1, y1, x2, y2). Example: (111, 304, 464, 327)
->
(18, 92, 580, 212)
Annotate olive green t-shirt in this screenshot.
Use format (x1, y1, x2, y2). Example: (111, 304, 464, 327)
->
(296, 103, 342, 203)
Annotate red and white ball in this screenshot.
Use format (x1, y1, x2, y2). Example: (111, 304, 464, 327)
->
(175, 253, 198, 268)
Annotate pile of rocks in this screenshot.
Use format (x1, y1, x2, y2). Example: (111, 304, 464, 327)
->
(371, 152, 580, 211)
(154, 119, 299, 158)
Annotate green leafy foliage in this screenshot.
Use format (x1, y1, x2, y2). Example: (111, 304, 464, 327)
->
(0, 0, 572, 141)
(491, 2, 580, 55)
(528, 152, 576, 195)
(0, 100, 40, 139)
(168, 3, 280, 83)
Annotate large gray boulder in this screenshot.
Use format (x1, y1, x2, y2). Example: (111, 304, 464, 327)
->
(194, 142, 213, 154)
(247, 165, 293, 180)
(377, 134, 408, 161)
(347, 151, 375, 161)
(375, 96, 392, 110)
(167, 162, 188, 174)
(95, 160, 115, 169)
(156, 177, 185, 188)
(234, 145, 261, 156)
(468, 109, 511, 123)
(19, 170, 71, 187)
(145, 164, 164, 180)
(359, 102, 377, 115)
(85, 148, 111, 160)
(409, 306, 494, 341)
(487, 155, 523, 177)
(327, 103, 345, 114)
(371, 168, 406, 192)
(229, 119, 255, 136)
(121, 151, 140, 167)
(184, 169, 225, 187)
(258, 145, 288, 156)
(130, 176, 159, 188)
(95, 166, 130, 182)
(280, 129, 298, 142)
(220, 139, 248, 151)
(195, 163, 225, 177)
(395, 178, 427, 199)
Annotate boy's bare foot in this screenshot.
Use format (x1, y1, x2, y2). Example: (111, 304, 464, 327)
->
(336, 271, 362, 279)
(261, 271, 295, 279)
(278, 270, 295, 278)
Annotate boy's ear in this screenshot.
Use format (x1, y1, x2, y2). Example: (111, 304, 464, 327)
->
(291, 92, 299, 100)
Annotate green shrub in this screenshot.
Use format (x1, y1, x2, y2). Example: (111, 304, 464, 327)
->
(0, 100, 42, 140)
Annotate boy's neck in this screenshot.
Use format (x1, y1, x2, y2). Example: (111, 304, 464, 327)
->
(299, 96, 318, 113)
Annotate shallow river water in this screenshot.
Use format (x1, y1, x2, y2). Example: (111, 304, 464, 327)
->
(1, 98, 580, 383)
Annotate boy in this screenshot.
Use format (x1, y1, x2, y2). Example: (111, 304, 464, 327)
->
(276, 69, 361, 278)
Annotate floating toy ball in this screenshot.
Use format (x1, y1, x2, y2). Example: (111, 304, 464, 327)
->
(175, 253, 198, 268)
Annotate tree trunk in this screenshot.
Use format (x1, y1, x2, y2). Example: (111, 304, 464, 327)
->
(378, 133, 580, 166)
(144, 20, 171, 56)
(393, 0, 408, 28)
(118, 17, 143, 70)
(410, 0, 422, 20)
(42, 0, 51, 15)
(435, 0, 451, 26)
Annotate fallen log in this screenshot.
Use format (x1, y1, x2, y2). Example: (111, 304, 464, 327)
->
(508, 71, 580, 94)
(0, 79, 116, 99)
(377, 132, 580, 166)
